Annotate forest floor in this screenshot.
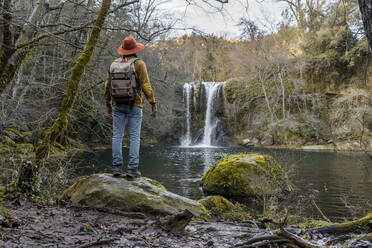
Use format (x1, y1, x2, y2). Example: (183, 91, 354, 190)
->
(0, 201, 258, 248)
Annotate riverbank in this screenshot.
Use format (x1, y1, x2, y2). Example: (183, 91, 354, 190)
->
(1, 200, 371, 247)
(0, 201, 255, 248)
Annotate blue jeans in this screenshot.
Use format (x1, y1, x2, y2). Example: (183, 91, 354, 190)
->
(112, 105, 142, 169)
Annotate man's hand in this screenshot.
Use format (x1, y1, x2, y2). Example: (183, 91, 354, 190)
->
(151, 106, 157, 118)
(107, 106, 112, 117)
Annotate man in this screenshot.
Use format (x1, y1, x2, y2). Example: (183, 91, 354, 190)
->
(104, 37, 157, 178)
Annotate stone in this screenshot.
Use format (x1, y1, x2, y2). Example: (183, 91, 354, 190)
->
(198, 195, 252, 221)
(201, 153, 292, 197)
(62, 174, 207, 217)
(260, 134, 273, 146)
(242, 138, 254, 147)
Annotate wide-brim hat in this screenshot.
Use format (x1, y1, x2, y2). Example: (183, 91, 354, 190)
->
(117, 37, 144, 55)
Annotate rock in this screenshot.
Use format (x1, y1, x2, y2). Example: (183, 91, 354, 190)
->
(201, 153, 292, 196)
(242, 138, 254, 147)
(198, 196, 235, 216)
(62, 174, 207, 217)
(260, 134, 273, 146)
(198, 195, 252, 221)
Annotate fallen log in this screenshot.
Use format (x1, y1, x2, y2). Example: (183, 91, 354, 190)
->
(310, 211, 372, 234)
(276, 229, 321, 248)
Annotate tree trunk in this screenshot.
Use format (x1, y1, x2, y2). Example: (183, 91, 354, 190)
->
(0, 0, 15, 90)
(358, 0, 372, 49)
(34, 0, 112, 165)
(0, 0, 46, 94)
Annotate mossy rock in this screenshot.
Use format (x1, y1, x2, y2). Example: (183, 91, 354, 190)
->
(198, 195, 252, 221)
(201, 153, 292, 196)
(62, 174, 207, 217)
(198, 195, 235, 216)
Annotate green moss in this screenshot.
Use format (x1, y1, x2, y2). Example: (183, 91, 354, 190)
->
(63, 174, 207, 217)
(0, 145, 11, 153)
(201, 153, 292, 196)
(198, 196, 252, 221)
(198, 195, 235, 214)
(361, 233, 372, 241)
(6, 127, 23, 137)
(297, 219, 331, 229)
(2, 136, 16, 146)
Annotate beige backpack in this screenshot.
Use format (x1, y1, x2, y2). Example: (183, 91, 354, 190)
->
(109, 57, 140, 105)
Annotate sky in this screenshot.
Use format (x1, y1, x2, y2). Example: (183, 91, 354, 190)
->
(159, 0, 287, 38)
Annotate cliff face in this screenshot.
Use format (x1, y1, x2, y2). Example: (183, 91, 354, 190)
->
(220, 78, 372, 151)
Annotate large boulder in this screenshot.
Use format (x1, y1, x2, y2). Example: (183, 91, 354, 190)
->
(62, 174, 207, 217)
(201, 153, 292, 196)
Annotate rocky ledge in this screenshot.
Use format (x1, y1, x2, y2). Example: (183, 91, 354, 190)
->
(62, 174, 207, 217)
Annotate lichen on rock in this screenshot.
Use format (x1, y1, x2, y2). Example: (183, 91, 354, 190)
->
(201, 153, 292, 197)
(62, 174, 207, 217)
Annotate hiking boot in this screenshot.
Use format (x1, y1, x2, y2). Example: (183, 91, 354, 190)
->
(126, 168, 141, 178)
(113, 165, 123, 177)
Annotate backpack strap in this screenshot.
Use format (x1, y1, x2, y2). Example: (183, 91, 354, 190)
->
(128, 57, 141, 91)
(127, 57, 140, 109)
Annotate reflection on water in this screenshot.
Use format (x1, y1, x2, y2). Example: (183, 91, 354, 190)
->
(74, 146, 372, 218)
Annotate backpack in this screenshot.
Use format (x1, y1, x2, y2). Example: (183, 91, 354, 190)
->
(109, 57, 140, 105)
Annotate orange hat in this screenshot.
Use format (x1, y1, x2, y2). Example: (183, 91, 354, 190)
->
(117, 37, 144, 55)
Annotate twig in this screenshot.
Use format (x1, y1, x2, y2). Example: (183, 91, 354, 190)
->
(276, 229, 321, 248)
(240, 239, 290, 248)
(233, 234, 283, 247)
(311, 199, 331, 223)
(75, 238, 118, 248)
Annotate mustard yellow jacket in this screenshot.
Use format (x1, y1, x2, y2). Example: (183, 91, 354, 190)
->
(104, 56, 157, 109)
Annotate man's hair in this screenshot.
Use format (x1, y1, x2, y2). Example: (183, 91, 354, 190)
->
(123, 54, 137, 58)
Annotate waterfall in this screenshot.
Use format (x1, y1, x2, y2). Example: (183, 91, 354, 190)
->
(201, 82, 223, 146)
(181, 83, 192, 146)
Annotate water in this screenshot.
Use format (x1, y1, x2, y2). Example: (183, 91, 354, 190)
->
(201, 82, 223, 146)
(75, 146, 372, 219)
(181, 83, 192, 146)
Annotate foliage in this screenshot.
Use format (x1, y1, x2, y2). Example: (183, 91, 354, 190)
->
(301, 0, 371, 89)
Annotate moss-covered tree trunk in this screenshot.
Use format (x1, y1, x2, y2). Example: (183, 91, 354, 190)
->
(0, 0, 46, 94)
(34, 0, 112, 164)
(0, 0, 15, 90)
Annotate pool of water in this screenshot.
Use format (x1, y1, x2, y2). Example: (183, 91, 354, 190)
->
(73, 146, 372, 219)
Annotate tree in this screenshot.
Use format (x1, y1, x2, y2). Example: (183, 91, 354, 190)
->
(17, 0, 118, 191)
(358, 0, 372, 49)
(0, 0, 66, 94)
(237, 18, 264, 41)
